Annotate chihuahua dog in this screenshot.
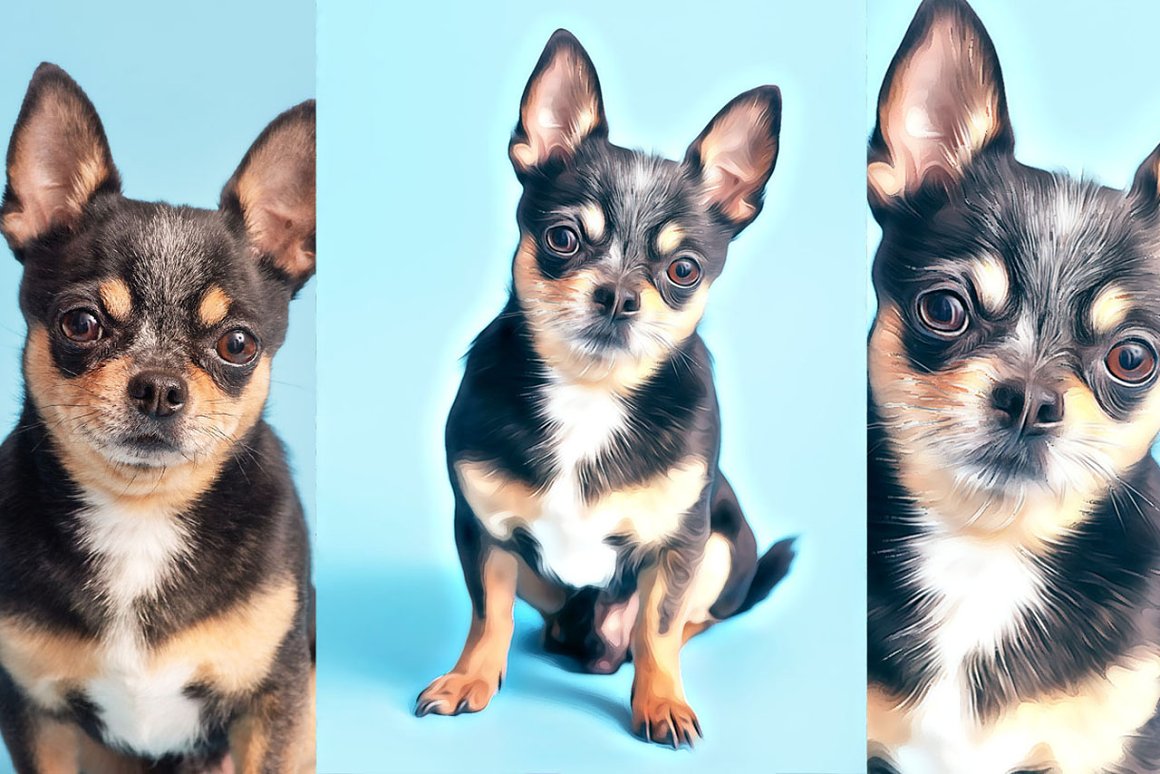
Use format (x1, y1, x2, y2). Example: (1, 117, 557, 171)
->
(868, 1, 1160, 771)
(0, 65, 315, 772)
(414, 30, 795, 748)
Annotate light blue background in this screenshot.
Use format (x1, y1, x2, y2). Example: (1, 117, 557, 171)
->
(0, 1, 314, 767)
(318, 1, 866, 772)
(868, 0, 1160, 460)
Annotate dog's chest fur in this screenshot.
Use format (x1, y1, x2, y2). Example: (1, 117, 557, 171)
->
(529, 380, 628, 588)
(74, 495, 205, 756)
(885, 526, 1045, 772)
(872, 508, 1160, 772)
(458, 377, 707, 590)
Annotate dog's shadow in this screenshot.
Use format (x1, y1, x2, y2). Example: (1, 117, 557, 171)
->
(317, 565, 634, 735)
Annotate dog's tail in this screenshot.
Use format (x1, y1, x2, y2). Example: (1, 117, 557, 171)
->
(731, 537, 797, 617)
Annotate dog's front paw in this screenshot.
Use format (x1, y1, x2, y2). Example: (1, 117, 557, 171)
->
(414, 671, 501, 717)
(631, 690, 702, 749)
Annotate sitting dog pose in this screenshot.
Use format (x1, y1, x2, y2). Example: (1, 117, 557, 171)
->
(868, 1, 1160, 771)
(415, 30, 794, 749)
(0, 64, 315, 771)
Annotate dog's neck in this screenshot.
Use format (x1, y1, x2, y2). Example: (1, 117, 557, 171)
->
(22, 399, 251, 517)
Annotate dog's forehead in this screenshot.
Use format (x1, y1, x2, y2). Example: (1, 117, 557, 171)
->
(949, 171, 1160, 316)
(577, 149, 698, 235)
(100, 203, 245, 308)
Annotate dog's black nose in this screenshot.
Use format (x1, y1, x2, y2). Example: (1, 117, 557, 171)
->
(991, 379, 1064, 435)
(592, 284, 641, 321)
(128, 371, 188, 419)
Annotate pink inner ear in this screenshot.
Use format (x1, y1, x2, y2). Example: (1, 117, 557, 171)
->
(3, 91, 114, 246)
(695, 102, 777, 225)
(250, 203, 314, 278)
(871, 17, 1005, 202)
(228, 107, 315, 285)
(511, 51, 602, 171)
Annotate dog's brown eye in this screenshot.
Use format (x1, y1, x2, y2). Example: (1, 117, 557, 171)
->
(216, 329, 259, 365)
(917, 290, 968, 336)
(545, 225, 580, 256)
(60, 309, 103, 343)
(666, 256, 702, 287)
(1106, 340, 1157, 385)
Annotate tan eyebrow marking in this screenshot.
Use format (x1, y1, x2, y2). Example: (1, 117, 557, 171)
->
(578, 202, 606, 242)
(655, 222, 685, 255)
(198, 286, 232, 327)
(968, 256, 1009, 313)
(98, 279, 132, 321)
(1090, 284, 1132, 334)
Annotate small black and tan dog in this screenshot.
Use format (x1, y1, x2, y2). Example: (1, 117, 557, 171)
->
(415, 30, 794, 748)
(0, 65, 315, 771)
(868, 1, 1160, 771)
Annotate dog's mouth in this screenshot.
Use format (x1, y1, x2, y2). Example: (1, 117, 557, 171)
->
(106, 432, 188, 467)
(577, 318, 633, 352)
(123, 432, 180, 453)
(965, 435, 1052, 485)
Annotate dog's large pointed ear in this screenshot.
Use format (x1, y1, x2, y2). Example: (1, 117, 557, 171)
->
(509, 29, 607, 177)
(0, 63, 120, 253)
(868, 0, 1013, 214)
(684, 86, 781, 235)
(1130, 143, 1160, 212)
(221, 100, 316, 294)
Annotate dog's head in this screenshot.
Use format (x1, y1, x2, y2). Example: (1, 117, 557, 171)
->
(869, 0, 1160, 534)
(0, 64, 315, 497)
(508, 30, 780, 385)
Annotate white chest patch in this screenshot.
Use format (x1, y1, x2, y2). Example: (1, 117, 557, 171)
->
(530, 381, 627, 588)
(76, 496, 203, 756)
(890, 527, 1045, 773)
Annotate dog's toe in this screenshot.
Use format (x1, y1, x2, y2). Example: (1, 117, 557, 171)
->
(415, 671, 500, 717)
(631, 694, 702, 749)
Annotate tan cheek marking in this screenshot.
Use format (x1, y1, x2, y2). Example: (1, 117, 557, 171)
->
(1063, 373, 1160, 476)
(639, 283, 711, 349)
(98, 279, 133, 322)
(655, 222, 684, 255)
(24, 326, 271, 509)
(198, 285, 232, 327)
(970, 256, 1009, 313)
(579, 203, 605, 242)
(1090, 284, 1132, 334)
(0, 618, 100, 712)
(155, 578, 298, 696)
(986, 650, 1160, 772)
(603, 458, 708, 545)
(455, 460, 541, 541)
(869, 305, 1091, 546)
(187, 358, 271, 447)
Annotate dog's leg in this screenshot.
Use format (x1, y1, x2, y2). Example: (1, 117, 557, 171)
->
(0, 674, 81, 774)
(630, 540, 710, 749)
(76, 734, 144, 774)
(416, 526, 518, 717)
(228, 644, 314, 774)
(16, 717, 80, 774)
